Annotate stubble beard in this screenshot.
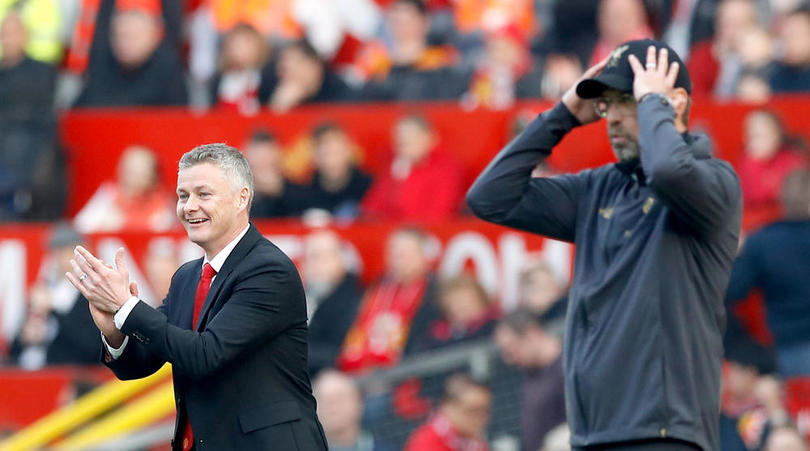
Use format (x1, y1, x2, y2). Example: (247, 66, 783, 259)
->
(612, 140, 641, 162)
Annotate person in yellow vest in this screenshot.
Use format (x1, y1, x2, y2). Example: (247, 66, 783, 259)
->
(0, 0, 62, 64)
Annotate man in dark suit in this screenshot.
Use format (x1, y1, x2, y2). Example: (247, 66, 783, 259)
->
(66, 143, 328, 451)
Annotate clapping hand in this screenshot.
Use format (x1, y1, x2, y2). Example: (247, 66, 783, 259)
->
(66, 246, 132, 313)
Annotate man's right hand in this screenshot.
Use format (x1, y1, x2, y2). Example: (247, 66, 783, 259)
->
(89, 280, 138, 349)
(561, 57, 609, 125)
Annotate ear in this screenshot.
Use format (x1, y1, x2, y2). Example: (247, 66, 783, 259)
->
(237, 186, 250, 211)
(669, 87, 689, 131)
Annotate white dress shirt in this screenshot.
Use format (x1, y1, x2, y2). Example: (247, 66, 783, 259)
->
(103, 224, 251, 358)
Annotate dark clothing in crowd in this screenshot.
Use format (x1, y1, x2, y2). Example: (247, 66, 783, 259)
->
(467, 101, 742, 451)
(307, 274, 365, 375)
(0, 56, 55, 113)
(308, 70, 356, 104)
(769, 64, 810, 94)
(404, 307, 498, 355)
(74, 44, 188, 108)
(250, 180, 310, 219)
(10, 295, 102, 367)
(726, 219, 810, 375)
(304, 168, 373, 218)
(0, 54, 62, 220)
(362, 66, 469, 102)
(521, 356, 566, 451)
(533, 0, 598, 64)
(74, 0, 187, 108)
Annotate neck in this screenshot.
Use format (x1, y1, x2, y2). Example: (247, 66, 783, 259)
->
(320, 171, 350, 192)
(203, 221, 248, 260)
(0, 53, 24, 68)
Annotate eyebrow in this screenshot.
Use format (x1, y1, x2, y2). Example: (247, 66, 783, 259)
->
(177, 184, 214, 193)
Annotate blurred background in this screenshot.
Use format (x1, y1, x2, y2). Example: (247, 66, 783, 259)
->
(0, 0, 810, 450)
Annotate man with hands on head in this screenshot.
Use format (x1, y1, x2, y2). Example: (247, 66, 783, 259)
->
(467, 40, 742, 451)
(67, 143, 328, 451)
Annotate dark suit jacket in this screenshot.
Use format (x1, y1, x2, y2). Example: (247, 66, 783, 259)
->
(104, 224, 327, 451)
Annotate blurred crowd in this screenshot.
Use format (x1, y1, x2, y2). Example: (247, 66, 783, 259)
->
(2, 0, 810, 112)
(2, 0, 810, 450)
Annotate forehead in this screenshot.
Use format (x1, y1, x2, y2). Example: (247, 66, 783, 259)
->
(177, 162, 228, 187)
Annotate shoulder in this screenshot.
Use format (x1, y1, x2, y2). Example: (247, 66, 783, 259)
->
(174, 258, 202, 278)
(242, 234, 299, 273)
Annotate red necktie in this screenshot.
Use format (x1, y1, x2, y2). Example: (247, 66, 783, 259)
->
(182, 262, 216, 451)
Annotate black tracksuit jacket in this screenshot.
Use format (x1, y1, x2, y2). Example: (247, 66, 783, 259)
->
(467, 99, 742, 450)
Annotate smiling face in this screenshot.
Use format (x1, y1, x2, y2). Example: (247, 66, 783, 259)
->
(176, 162, 249, 258)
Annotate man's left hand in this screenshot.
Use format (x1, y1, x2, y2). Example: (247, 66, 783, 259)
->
(66, 246, 131, 314)
(628, 45, 680, 101)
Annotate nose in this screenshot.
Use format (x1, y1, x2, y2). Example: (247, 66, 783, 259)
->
(183, 194, 199, 214)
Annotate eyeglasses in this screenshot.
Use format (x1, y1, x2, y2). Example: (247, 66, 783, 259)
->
(594, 93, 637, 118)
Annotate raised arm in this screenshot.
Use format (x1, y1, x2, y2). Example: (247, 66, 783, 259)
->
(466, 59, 608, 241)
(637, 98, 741, 236)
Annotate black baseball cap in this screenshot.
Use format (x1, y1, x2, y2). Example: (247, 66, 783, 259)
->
(576, 39, 692, 99)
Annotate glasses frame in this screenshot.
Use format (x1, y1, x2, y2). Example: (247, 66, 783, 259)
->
(593, 93, 637, 118)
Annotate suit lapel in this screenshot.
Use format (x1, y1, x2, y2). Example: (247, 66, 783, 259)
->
(193, 224, 262, 331)
(176, 258, 203, 329)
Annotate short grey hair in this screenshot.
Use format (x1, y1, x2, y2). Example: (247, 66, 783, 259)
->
(178, 143, 254, 213)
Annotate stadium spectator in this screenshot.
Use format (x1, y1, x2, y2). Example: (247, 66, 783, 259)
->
(736, 71, 773, 103)
(769, 7, 810, 94)
(143, 238, 180, 300)
(337, 227, 439, 373)
(404, 373, 491, 451)
(538, 53, 584, 100)
(516, 259, 567, 322)
(733, 25, 775, 101)
(356, 0, 467, 101)
(720, 319, 783, 451)
(304, 230, 365, 375)
(589, 0, 653, 66)
(405, 274, 499, 354)
(209, 24, 276, 114)
(74, 145, 175, 233)
(726, 170, 810, 377)
(494, 309, 565, 451)
(303, 123, 373, 220)
(764, 426, 809, 451)
(0, 0, 61, 64)
(74, 4, 187, 108)
(536, 0, 599, 67)
(244, 129, 310, 219)
(0, 11, 63, 221)
(269, 39, 354, 113)
(0, 12, 55, 113)
(462, 24, 543, 110)
(9, 224, 100, 369)
(313, 369, 393, 451)
(738, 110, 806, 214)
(687, 0, 759, 98)
(361, 114, 465, 221)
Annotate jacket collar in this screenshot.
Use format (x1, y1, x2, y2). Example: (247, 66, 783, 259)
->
(194, 222, 263, 331)
(614, 131, 712, 185)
